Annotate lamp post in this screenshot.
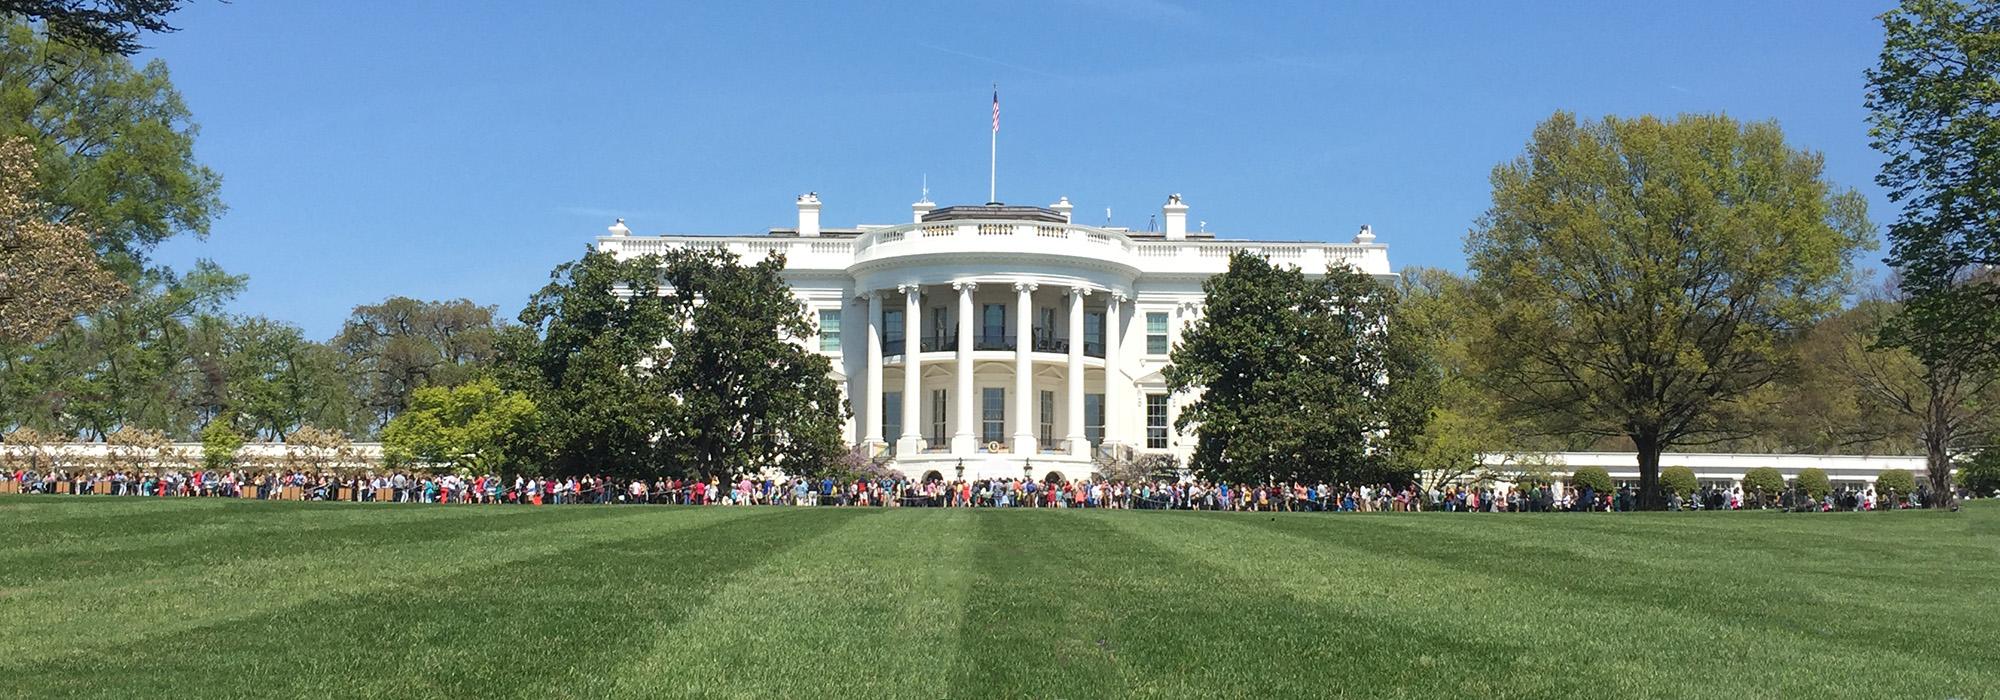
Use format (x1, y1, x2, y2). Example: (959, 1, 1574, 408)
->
(955, 458, 965, 482)
(1024, 459, 1033, 482)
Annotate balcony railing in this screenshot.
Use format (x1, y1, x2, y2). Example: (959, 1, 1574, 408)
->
(1083, 341, 1105, 358)
(975, 334, 1013, 351)
(920, 334, 956, 352)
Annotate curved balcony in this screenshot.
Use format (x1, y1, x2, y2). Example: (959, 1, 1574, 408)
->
(882, 333, 1107, 358)
(849, 220, 1142, 277)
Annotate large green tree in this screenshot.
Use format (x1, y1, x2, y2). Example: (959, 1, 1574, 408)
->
(500, 247, 846, 478)
(0, 19, 221, 277)
(1466, 112, 1874, 509)
(381, 378, 537, 474)
(0, 135, 122, 345)
(334, 296, 501, 430)
(1867, 0, 2000, 507)
(1165, 252, 1421, 486)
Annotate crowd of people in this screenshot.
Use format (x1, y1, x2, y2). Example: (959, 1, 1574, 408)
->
(0, 467, 1957, 512)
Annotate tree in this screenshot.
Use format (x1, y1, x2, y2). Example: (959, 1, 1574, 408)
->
(1165, 252, 1415, 486)
(1660, 466, 1698, 500)
(1466, 112, 1874, 509)
(381, 378, 536, 474)
(1867, 0, 2000, 508)
(1795, 467, 1832, 501)
(1876, 468, 1918, 505)
(0, 19, 222, 276)
(198, 414, 240, 471)
(103, 424, 167, 473)
(334, 297, 501, 429)
(283, 425, 353, 474)
(0, 0, 182, 55)
(1957, 450, 2000, 497)
(1743, 466, 1786, 507)
(1568, 466, 1613, 496)
(0, 136, 122, 344)
(499, 247, 846, 478)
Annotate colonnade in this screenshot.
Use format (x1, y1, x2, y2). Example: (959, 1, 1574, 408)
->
(856, 280, 1128, 459)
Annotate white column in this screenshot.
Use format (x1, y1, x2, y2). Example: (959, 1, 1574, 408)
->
(864, 291, 884, 450)
(1103, 292, 1126, 449)
(899, 284, 923, 455)
(1011, 281, 1037, 455)
(1066, 286, 1089, 456)
(952, 281, 977, 455)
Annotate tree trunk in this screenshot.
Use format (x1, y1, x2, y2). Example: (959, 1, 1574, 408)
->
(1635, 433, 1665, 511)
(1924, 389, 1955, 509)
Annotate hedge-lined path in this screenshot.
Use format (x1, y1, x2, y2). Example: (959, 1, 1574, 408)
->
(2, 496, 1995, 698)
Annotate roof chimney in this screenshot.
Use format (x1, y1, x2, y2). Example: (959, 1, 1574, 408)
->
(1354, 225, 1376, 244)
(797, 192, 822, 237)
(1162, 193, 1188, 240)
(607, 218, 630, 237)
(912, 198, 935, 223)
(1050, 196, 1073, 223)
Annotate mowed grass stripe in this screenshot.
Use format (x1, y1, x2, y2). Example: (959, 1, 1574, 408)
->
(946, 510, 1513, 698)
(0, 504, 705, 665)
(1208, 512, 1989, 697)
(0, 502, 540, 586)
(3, 507, 841, 699)
(611, 508, 974, 698)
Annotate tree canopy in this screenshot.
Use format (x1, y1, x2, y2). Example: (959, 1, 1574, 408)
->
(1466, 111, 1874, 509)
(0, 0, 182, 55)
(334, 296, 502, 429)
(1165, 252, 1422, 486)
(381, 378, 537, 474)
(0, 135, 122, 344)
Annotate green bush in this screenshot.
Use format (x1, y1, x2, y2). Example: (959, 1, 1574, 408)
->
(1795, 467, 1831, 500)
(1743, 467, 1785, 499)
(1874, 469, 1916, 503)
(1660, 466, 1698, 499)
(1569, 466, 1613, 494)
(1958, 451, 2000, 497)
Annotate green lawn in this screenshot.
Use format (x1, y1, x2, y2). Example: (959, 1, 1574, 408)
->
(3, 497, 1995, 699)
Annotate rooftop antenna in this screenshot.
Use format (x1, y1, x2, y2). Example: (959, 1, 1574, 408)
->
(919, 173, 932, 204)
(1148, 214, 1157, 232)
(1104, 207, 1112, 226)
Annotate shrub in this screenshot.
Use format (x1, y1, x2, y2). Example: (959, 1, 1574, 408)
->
(1568, 466, 1613, 495)
(1743, 467, 1785, 498)
(1958, 451, 2000, 497)
(1660, 466, 1698, 499)
(201, 418, 244, 471)
(1795, 467, 1831, 500)
(1874, 469, 1916, 503)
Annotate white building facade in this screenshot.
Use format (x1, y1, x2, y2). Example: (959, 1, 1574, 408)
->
(596, 193, 1393, 481)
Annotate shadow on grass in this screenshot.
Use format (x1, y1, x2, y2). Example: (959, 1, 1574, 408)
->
(949, 510, 1526, 697)
(3, 507, 877, 698)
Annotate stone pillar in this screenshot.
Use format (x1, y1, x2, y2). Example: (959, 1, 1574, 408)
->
(899, 284, 922, 455)
(1102, 292, 1126, 449)
(952, 281, 977, 455)
(864, 291, 884, 450)
(1012, 281, 1037, 455)
(1066, 285, 1090, 456)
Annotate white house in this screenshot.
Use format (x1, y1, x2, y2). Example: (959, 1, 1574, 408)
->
(595, 193, 1394, 481)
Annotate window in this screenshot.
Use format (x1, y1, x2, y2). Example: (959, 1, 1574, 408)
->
(930, 389, 948, 446)
(1146, 312, 1169, 355)
(1039, 390, 1055, 446)
(1084, 310, 1104, 356)
(1085, 394, 1104, 447)
(982, 388, 1006, 447)
(818, 309, 841, 352)
(883, 392, 903, 450)
(930, 306, 950, 349)
(982, 304, 1007, 348)
(883, 309, 905, 348)
(1146, 393, 1169, 449)
(1037, 307, 1056, 349)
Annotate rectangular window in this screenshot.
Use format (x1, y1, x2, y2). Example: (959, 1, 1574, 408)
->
(1146, 312, 1169, 355)
(1039, 390, 1055, 446)
(883, 309, 905, 349)
(1084, 310, 1104, 356)
(930, 306, 950, 350)
(1146, 393, 1169, 449)
(982, 304, 1006, 348)
(930, 388, 948, 446)
(1037, 307, 1056, 350)
(1085, 393, 1105, 447)
(818, 309, 841, 352)
(981, 387, 1006, 448)
(883, 392, 903, 450)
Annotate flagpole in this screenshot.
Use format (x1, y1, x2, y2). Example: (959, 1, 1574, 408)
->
(989, 83, 998, 204)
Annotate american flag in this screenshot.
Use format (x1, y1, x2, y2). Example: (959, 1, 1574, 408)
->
(991, 87, 999, 133)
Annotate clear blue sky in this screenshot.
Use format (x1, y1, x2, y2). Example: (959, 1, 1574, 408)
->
(141, 0, 1897, 339)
